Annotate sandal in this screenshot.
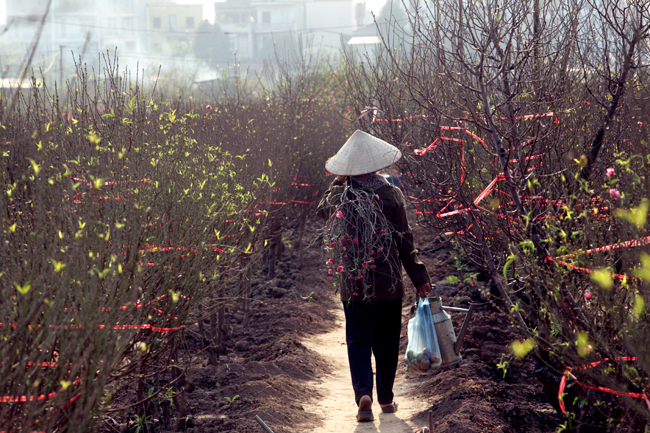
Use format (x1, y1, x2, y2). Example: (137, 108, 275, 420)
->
(381, 401, 399, 413)
(357, 395, 374, 422)
(356, 410, 374, 422)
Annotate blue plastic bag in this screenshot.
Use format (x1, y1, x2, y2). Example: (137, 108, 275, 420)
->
(405, 298, 442, 374)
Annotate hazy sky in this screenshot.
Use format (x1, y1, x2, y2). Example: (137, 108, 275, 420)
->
(0, 0, 389, 25)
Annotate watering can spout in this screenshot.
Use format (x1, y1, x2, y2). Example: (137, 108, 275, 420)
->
(454, 303, 475, 356)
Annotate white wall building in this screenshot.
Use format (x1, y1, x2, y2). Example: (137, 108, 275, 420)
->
(215, 0, 370, 61)
(4, 0, 148, 58)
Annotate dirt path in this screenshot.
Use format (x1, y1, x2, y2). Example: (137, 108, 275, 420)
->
(300, 306, 430, 433)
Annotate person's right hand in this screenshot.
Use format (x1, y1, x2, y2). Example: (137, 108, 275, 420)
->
(416, 283, 432, 300)
(336, 175, 347, 183)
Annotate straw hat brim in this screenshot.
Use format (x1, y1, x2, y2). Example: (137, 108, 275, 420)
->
(325, 130, 402, 176)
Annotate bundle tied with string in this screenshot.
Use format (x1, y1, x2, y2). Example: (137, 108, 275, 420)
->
(322, 182, 401, 300)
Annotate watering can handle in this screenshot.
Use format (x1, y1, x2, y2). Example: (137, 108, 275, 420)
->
(441, 305, 470, 313)
(454, 303, 475, 356)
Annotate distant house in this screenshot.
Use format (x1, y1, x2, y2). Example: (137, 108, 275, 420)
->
(2, 0, 205, 82)
(346, 22, 380, 62)
(214, 0, 371, 62)
(4, 0, 148, 59)
(146, 0, 203, 53)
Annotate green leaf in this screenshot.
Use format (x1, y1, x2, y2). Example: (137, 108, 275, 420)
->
(28, 159, 40, 176)
(87, 131, 101, 145)
(447, 275, 460, 284)
(510, 339, 536, 359)
(591, 269, 613, 289)
(52, 260, 66, 273)
(14, 282, 31, 295)
(576, 331, 591, 357)
(503, 254, 516, 279)
(128, 95, 136, 113)
(616, 198, 649, 229)
(633, 293, 645, 318)
(634, 253, 650, 281)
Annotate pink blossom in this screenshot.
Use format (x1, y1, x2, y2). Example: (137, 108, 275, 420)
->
(345, 255, 349, 259)
(638, 121, 643, 126)
(609, 189, 621, 199)
(370, 265, 376, 269)
(377, 248, 381, 252)
(329, 242, 336, 248)
(362, 262, 368, 268)
(380, 230, 386, 234)
(328, 269, 333, 275)
(206, 105, 213, 110)
(328, 258, 334, 264)
(352, 238, 359, 244)
(336, 211, 343, 218)
(585, 291, 593, 300)
(374, 194, 379, 199)
(337, 265, 344, 273)
(342, 247, 346, 251)
(606, 168, 615, 178)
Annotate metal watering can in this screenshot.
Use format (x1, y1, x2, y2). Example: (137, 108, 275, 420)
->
(427, 289, 475, 368)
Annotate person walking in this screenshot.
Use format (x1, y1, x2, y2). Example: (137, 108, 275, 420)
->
(317, 130, 432, 422)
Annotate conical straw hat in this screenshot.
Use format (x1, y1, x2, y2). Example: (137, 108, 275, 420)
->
(325, 130, 402, 176)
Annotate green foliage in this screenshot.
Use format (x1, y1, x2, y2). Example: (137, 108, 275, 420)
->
(496, 357, 510, 379)
(510, 339, 537, 360)
(616, 198, 649, 229)
(224, 395, 239, 404)
(192, 20, 230, 65)
(0, 41, 347, 431)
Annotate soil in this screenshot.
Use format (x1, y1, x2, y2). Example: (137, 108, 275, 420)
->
(101, 213, 563, 433)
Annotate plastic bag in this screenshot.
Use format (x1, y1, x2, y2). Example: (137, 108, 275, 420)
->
(405, 298, 442, 374)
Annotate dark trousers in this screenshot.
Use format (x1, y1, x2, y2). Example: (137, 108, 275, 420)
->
(343, 298, 402, 406)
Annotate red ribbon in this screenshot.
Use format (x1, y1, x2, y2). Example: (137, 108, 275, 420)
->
(0, 323, 185, 333)
(546, 256, 640, 282)
(0, 378, 83, 403)
(558, 357, 648, 414)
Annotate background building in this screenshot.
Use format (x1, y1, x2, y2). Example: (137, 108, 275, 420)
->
(146, 0, 202, 53)
(0, 0, 376, 82)
(215, 0, 371, 62)
(1, 0, 203, 82)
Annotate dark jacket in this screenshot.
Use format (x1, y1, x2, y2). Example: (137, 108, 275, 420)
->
(317, 179, 429, 302)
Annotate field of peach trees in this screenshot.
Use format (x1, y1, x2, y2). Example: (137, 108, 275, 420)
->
(2, 0, 650, 431)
